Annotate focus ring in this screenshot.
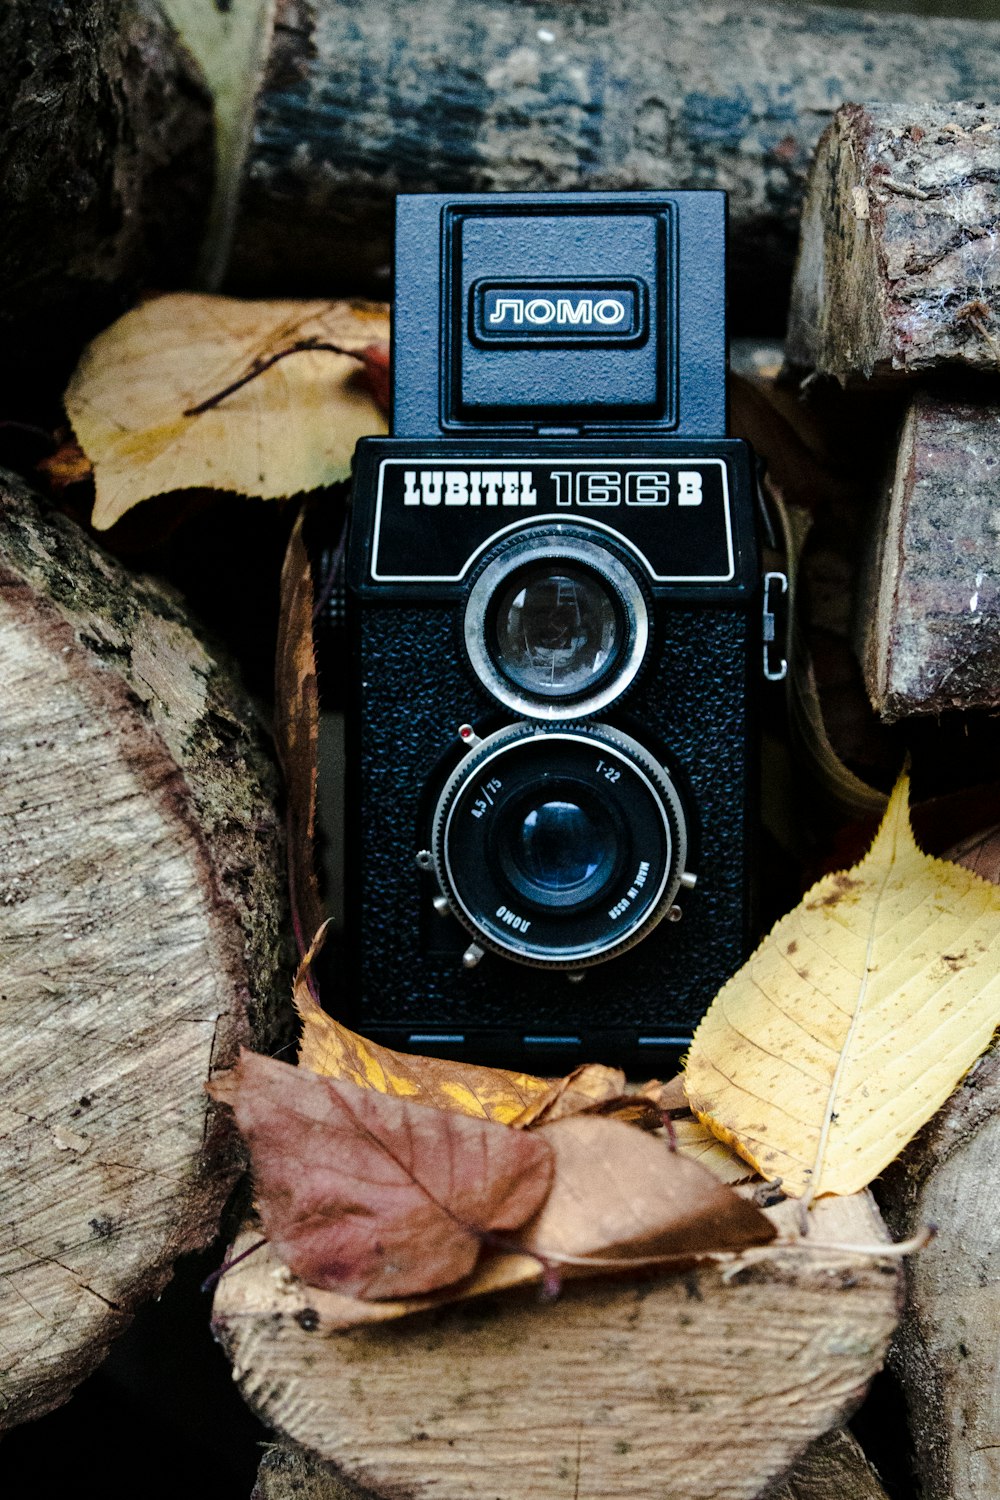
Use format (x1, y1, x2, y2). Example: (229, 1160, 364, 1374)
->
(430, 721, 688, 969)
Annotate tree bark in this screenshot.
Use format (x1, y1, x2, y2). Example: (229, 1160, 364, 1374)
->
(220, 0, 1000, 331)
(854, 392, 1000, 723)
(785, 102, 1000, 383)
(0, 0, 213, 399)
(0, 475, 289, 1429)
(215, 1194, 900, 1500)
(879, 1043, 1000, 1500)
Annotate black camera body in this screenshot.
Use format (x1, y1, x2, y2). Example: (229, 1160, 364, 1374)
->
(342, 192, 773, 1071)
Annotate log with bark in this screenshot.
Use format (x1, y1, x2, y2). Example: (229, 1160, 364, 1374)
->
(214, 1194, 900, 1500)
(0, 1, 213, 398)
(769, 1428, 890, 1500)
(785, 102, 1000, 383)
(854, 392, 1000, 722)
(215, 0, 1000, 330)
(879, 1043, 1000, 1500)
(252, 1427, 891, 1500)
(0, 474, 288, 1429)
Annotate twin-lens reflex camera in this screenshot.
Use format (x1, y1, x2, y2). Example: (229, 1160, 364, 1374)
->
(338, 191, 785, 1070)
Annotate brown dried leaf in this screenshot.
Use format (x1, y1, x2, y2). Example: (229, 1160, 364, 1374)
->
(208, 1050, 554, 1299)
(517, 1115, 776, 1268)
(36, 438, 93, 492)
(639, 1074, 688, 1114)
(66, 294, 389, 529)
(293, 927, 552, 1124)
(276, 514, 323, 951)
(510, 1063, 628, 1126)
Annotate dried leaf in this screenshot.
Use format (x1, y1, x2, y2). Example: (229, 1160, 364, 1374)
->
(276, 513, 323, 952)
(510, 1063, 628, 1126)
(686, 774, 1000, 1199)
(670, 1118, 758, 1186)
(36, 438, 93, 492)
(638, 1074, 688, 1114)
(209, 1050, 554, 1299)
(293, 927, 552, 1123)
(948, 822, 1000, 885)
(516, 1115, 775, 1268)
(65, 294, 389, 529)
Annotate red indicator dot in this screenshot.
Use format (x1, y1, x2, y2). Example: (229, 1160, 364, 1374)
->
(459, 724, 474, 741)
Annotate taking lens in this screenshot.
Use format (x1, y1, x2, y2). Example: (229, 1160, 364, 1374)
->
(491, 563, 619, 699)
(432, 722, 688, 968)
(495, 785, 621, 910)
(520, 800, 601, 889)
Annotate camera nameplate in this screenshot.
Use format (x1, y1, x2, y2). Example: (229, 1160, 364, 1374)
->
(370, 456, 734, 584)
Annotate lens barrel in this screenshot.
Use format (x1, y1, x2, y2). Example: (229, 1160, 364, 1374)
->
(431, 722, 687, 968)
(464, 528, 649, 719)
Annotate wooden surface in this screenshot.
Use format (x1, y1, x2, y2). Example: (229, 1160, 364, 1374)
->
(215, 1193, 900, 1500)
(769, 1428, 889, 1500)
(855, 392, 1000, 722)
(220, 0, 1000, 329)
(880, 1043, 1000, 1500)
(0, 475, 288, 1428)
(254, 1426, 890, 1500)
(786, 102, 1000, 382)
(0, 0, 213, 395)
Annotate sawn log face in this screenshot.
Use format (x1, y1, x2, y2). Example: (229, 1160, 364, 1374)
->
(214, 1195, 900, 1500)
(0, 475, 288, 1428)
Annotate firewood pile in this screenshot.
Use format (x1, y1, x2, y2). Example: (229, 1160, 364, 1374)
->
(1, 4, 999, 1499)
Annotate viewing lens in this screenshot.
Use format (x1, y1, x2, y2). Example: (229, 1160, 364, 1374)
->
(492, 563, 619, 698)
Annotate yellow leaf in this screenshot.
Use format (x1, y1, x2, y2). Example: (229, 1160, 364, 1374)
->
(65, 294, 389, 529)
(685, 774, 1000, 1200)
(294, 926, 550, 1125)
(671, 1119, 758, 1186)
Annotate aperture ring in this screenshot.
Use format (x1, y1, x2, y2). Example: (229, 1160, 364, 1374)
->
(430, 721, 688, 969)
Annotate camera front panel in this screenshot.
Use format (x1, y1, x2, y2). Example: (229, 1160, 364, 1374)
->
(343, 436, 761, 1068)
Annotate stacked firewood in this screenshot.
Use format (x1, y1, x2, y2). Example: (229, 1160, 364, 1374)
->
(785, 101, 1000, 1500)
(2, 5, 1000, 1500)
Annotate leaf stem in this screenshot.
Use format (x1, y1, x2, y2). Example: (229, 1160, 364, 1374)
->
(184, 340, 365, 417)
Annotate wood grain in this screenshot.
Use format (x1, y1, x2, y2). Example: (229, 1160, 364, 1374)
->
(0, 474, 288, 1427)
(215, 1193, 900, 1500)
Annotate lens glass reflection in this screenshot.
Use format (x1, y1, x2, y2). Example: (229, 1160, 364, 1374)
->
(493, 563, 618, 698)
(518, 800, 603, 891)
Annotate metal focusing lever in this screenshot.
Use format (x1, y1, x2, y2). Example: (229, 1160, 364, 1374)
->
(762, 570, 789, 682)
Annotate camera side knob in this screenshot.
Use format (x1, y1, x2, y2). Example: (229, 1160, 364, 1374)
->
(428, 720, 691, 971)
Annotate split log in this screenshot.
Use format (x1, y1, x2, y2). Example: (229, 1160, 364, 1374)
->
(218, 0, 1000, 330)
(214, 1194, 900, 1500)
(0, 0, 213, 396)
(785, 102, 1000, 383)
(854, 392, 1000, 723)
(252, 1428, 890, 1500)
(879, 1043, 1000, 1500)
(0, 473, 288, 1429)
(768, 1428, 889, 1500)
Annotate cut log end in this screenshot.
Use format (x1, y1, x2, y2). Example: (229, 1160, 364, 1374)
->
(215, 1194, 900, 1500)
(854, 392, 1000, 722)
(785, 102, 1000, 385)
(0, 474, 289, 1428)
